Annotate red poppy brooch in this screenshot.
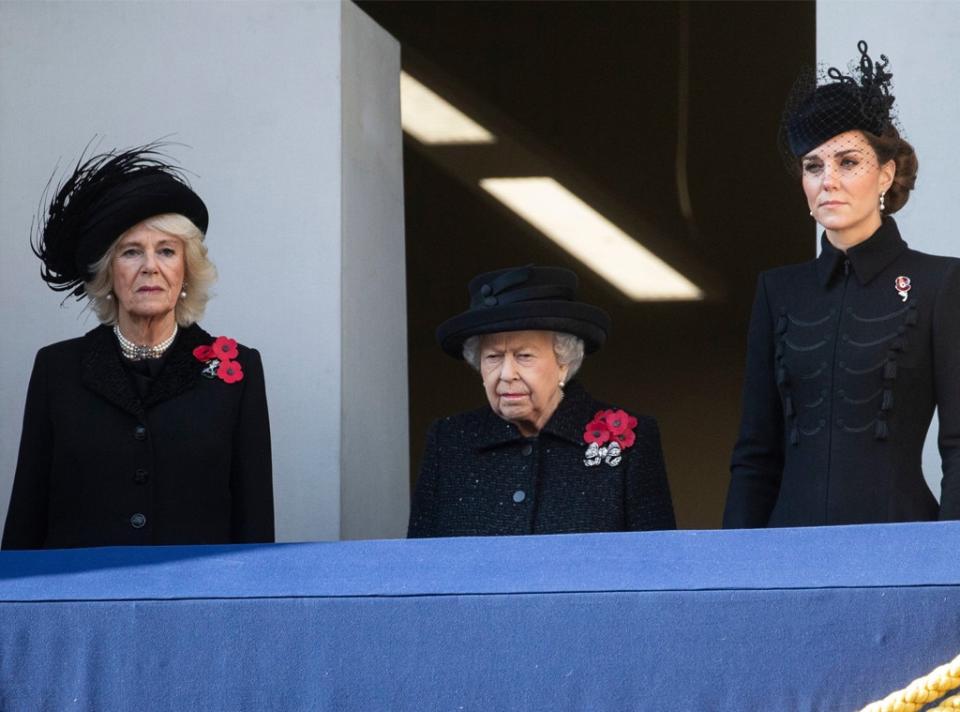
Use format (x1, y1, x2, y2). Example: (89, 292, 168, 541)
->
(583, 409, 637, 467)
(895, 275, 911, 302)
(193, 336, 244, 384)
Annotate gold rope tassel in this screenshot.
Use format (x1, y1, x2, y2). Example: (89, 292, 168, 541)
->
(860, 652, 960, 712)
(930, 693, 960, 711)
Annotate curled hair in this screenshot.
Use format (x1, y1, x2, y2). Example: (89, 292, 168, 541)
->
(86, 213, 217, 326)
(863, 126, 918, 214)
(462, 331, 585, 380)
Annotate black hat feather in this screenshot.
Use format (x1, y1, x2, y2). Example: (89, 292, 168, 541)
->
(32, 141, 208, 300)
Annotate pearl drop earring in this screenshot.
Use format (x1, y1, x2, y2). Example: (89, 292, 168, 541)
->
(879, 192, 886, 212)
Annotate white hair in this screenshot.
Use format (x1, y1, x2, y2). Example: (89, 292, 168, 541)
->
(462, 331, 585, 380)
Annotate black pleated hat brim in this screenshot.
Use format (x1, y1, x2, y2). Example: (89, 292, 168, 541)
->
(436, 300, 611, 358)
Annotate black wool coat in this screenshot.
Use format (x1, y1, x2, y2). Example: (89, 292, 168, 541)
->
(2, 323, 274, 549)
(407, 381, 676, 537)
(725, 218, 960, 527)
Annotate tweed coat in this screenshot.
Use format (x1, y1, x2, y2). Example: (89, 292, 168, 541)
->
(407, 381, 676, 537)
(725, 218, 960, 527)
(2, 323, 274, 549)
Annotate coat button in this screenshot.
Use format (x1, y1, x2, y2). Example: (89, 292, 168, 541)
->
(130, 513, 146, 528)
(521, 444, 533, 456)
(513, 490, 526, 503)
(133, 425, 147, 441)
(133, 469, 148, 484)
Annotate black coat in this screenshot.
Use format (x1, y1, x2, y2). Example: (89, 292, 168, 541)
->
(2, 323, 274, 549)
(725, 218, 960, 527)
(407, 381, 676, 537)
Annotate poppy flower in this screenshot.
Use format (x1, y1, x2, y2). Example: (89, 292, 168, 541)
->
(611, 428, 636, 449)
(193, 344, 215, 361)
(583, 419, 611, 445)
(601, 409, 633, 435)
(217, 359, 244, 384)
(212, 336, 239, 361)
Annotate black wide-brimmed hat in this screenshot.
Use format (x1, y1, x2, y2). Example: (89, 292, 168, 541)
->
(436, 265, 611, 358)
(783, 40, 896, 158)
(32, 142, 208, 300)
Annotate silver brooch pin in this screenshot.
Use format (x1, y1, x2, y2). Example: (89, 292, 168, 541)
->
(895, 275, 911, 302)
(583, 441, 622, 468)
(200, 358, 221, 379)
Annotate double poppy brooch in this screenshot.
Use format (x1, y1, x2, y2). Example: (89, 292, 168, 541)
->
(583, 409, 637, 467)
(193, 336, 244, 384)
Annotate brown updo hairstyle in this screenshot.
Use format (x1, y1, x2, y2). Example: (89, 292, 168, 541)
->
(864, 126, 918, 214)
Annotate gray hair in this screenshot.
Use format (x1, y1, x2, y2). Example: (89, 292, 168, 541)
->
(463, 331, 585, 381)
(85, 213, 217, 327)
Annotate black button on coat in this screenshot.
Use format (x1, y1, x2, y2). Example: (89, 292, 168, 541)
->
(408, 382, 676, 537)
(2, 323, 274, 549)
(725, 218, 960, 527)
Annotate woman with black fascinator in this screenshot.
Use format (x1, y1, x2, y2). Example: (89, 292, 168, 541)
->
(2, 144, 274, 548)
(725, 41, 960, 528)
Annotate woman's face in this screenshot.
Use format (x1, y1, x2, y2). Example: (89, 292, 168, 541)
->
(479, 330, 569, 437)
(111, 222, 185, 326)
(802, 130, 895, 244)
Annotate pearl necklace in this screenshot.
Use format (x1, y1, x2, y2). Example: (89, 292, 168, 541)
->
(114, 324, 178, 361)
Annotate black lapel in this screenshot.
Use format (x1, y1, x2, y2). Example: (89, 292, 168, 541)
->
(473, 406, 523, 450)
(143, 323, 211, 408)
(80, 324, 144, 417)
(541, 381, 604, 446)
(80, 323, 213, 415)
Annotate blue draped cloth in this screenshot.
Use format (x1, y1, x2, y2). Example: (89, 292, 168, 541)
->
(2, 523, 958, 710)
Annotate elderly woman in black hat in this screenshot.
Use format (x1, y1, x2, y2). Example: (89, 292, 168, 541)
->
(2, 144, 274, 549)
(725, 42, 960, 528)
(407, 265, 676, 537)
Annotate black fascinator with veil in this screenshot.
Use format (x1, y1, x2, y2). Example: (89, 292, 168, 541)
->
(32, 142, 208, 300)
(782, 40, 898, 161)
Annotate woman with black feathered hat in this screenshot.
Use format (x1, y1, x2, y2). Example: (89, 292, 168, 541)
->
(407, 265, 675, 537)
(2, 143, 274, 549)
(725, 42, 960, 527)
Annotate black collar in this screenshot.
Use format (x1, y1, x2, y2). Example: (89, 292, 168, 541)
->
(80, 323, 212, 417)
(473, 380, 599, 450)
(816, 217, 908, 287)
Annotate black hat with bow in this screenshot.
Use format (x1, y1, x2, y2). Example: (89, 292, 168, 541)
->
(32, 142, 208, 300)
(436, 265, 611, 358)
(783, 40, 897, 158)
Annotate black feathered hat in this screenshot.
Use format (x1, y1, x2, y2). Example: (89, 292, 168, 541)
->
(436, 265, 611, 359)
(32, 142, 208, 300)
(783, 40, 896, 158)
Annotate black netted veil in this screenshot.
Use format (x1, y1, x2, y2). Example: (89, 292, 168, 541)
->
(780, 41, 897, 166)
(32, 141, 208, 300)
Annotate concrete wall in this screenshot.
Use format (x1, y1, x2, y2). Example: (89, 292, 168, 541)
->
(0, 1, 408, 542)
(818, 1, 960, 500)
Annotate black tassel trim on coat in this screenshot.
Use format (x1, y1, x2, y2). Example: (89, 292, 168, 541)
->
(881, 389, 893, 411)
(874, 418, 889, 440)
